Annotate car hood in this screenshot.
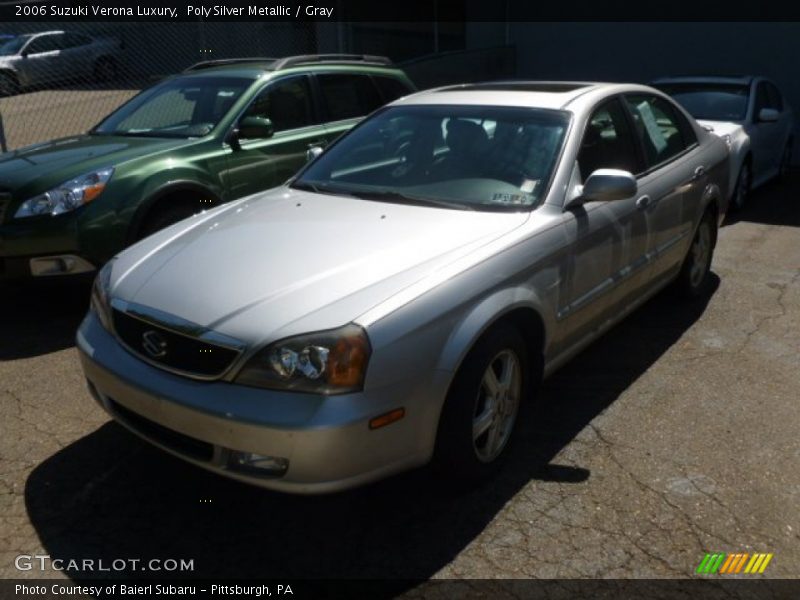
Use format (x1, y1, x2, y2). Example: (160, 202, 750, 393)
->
(0, 134, 188, 192)
(697, 120, 746, 138)
(111, 187, 530, 346)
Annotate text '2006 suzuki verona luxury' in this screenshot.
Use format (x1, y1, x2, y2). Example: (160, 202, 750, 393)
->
(77, 81, 729, 493)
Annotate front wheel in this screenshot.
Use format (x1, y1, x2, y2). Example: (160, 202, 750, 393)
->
(433, 324, 530, 484)
(137, 201, 202, 240)
(675, 211, 716, 298)
(0, 72, 20, 97)
(731, 162, 751, 211)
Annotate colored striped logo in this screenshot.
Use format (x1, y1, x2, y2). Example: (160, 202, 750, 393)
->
(696, 552, 773, 575)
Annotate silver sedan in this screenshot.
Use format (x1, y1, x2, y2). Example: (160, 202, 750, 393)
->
(77, 81, 729, 493)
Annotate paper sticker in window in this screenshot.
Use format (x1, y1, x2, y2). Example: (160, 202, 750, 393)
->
(637, 101, 668, 154)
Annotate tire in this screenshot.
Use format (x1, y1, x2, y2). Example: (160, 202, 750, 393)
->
(0, 72, 20, 97)
(675, 210, 716, 299)
(94, 57, 118, 83)
(778, 138, 793, 181)
(137, 201, 201, 240)
(433, 324, 532, 485)
(730, 161, 751, 212)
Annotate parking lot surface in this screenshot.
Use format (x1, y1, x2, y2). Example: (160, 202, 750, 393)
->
(1, 176, 798, 585)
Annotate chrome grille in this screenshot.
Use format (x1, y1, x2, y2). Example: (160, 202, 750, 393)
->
(110, 302, 244, 380)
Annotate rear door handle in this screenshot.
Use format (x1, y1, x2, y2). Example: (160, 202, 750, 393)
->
(636, 195, 652, 210)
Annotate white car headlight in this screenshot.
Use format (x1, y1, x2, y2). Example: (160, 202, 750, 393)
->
(15, 167, 114, 218)
(90, 259, 115, 331)
(236, 324, 371, 395)
(721, 134, 732, 149)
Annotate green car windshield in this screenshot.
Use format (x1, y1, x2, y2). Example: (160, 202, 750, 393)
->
(92, 76, 252, 138)
(294, 104, 570, 212)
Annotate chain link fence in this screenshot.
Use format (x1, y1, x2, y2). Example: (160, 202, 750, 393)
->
(0, 22, 320, 150)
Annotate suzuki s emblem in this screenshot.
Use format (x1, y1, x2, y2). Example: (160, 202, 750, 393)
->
(142, 330, 168, 358)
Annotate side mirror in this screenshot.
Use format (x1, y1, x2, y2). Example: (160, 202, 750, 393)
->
(757, 107, 780, 122)
(567, 169, 637, 209)
(237, 116, 274, 140)
(306, 146, 324, 162)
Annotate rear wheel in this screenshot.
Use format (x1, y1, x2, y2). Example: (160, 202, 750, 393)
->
(778, 138, 793, 181)
(675, 210, 716, 298)
(433, 324, 531, 484)
(94, 57, 118, 83)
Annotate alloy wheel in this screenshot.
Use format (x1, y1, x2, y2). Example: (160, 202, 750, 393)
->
(472, 349, 521, 463)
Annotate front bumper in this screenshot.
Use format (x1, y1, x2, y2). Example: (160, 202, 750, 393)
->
(0, 213, 96, 280)
(76, 311, 436, 494)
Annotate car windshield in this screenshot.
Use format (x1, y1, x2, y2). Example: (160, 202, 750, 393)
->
(656, 83, 750, 121)
(92, 76, 252, 138)
(0, 35, 30, 56)
(293, 104, 570, 212)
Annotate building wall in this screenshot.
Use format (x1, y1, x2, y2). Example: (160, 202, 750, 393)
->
(467, 22, 800, 160)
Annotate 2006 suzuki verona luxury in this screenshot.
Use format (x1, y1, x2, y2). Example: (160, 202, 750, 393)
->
(77, 82, 729, 493)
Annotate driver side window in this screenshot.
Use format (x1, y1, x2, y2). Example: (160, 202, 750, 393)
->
(244, 77, 314, 133)
(577, 99, 640, 181)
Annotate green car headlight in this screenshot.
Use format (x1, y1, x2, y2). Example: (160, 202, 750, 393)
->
(15, 167, 114, 218)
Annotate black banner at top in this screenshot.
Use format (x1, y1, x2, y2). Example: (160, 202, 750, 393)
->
(2, 0, 800, 22)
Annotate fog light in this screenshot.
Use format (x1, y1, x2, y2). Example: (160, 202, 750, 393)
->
(226, 451, 289, 477)
(30, 255, 95, 276)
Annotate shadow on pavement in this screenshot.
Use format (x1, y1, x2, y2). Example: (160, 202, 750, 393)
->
(24, 276, 719, 585)
(0, 279, 91, 360)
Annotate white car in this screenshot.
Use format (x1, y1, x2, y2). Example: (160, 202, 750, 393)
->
(653, 76, 794, 210)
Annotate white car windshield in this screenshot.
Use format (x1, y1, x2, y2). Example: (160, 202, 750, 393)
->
(0, 35, 29, 56)
(657, 83, 750, 121)
(294, 104, 570, 212)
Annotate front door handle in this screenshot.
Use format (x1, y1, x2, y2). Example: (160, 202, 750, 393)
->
(692, 165, 706, 181)
(636, 195, 652, 210)
(307, 140, 327, 148)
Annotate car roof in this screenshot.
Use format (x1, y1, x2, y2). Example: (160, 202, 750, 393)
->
(180, 54, 403, 79)
(652, 75, 755, 87)
(395, 81, 658, 111)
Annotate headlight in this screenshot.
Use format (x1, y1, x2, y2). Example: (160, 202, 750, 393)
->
(722, 134, 732, 149)
(90, 259, 115, 331)
(15, 167, 114, 218)
(236, 324, 371, 395)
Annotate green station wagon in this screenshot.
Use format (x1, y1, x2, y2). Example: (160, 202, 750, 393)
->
(0, 54, 415, 280)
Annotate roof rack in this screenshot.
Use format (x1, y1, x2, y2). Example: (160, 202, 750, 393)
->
(271, 54, 393, 70)
(184, 58, 278, 72)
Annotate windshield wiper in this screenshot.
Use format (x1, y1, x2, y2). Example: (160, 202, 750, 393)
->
(345, 188, 474, 211)
(290, 180, 323, 193)
(89, 130, 184, 138)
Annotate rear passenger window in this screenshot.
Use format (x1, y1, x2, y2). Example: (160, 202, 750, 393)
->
(373, 76, 413, 103)
(624, 95, 688, 167)
(318, 73, 383, 121)
(577, 99, 640, 180)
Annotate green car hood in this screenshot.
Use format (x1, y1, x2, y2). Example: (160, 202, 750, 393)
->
(0, 134, 190, 193)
